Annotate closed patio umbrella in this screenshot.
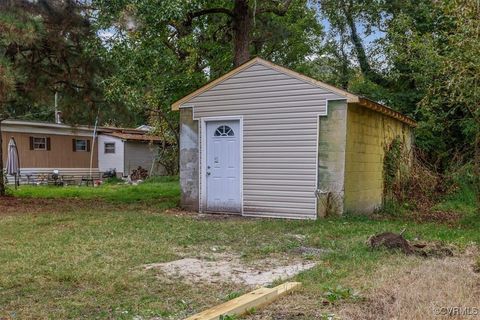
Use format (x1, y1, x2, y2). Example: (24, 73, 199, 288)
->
(6, 137, 20, 188)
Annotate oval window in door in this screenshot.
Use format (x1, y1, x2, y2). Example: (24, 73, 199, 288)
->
(214, 125, 234, 137)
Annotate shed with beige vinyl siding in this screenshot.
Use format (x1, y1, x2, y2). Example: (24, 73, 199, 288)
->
(174, 57, 416, 219)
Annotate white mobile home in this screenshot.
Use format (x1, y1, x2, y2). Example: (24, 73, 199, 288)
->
(98, 130, 165, 177)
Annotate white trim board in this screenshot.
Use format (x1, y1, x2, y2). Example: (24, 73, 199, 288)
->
(199, 115, 244, 215)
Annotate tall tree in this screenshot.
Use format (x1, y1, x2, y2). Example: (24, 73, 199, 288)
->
(0, 3, 42, 195)
(412, 0, 480, 210)
(315, 0, 479, 208)
(94, 0, 323, 174)
(178, 0, 296, 66)
(315, 0, 386, 85)
(0, 0, 106, 195)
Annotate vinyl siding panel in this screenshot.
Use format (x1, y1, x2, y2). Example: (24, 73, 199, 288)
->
(189, 63, 346, 219)
(123, 141, 165, 176)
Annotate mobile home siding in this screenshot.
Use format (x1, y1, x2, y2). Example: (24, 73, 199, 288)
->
(187, 63, 345, 219)
(1, 131, 97, 169)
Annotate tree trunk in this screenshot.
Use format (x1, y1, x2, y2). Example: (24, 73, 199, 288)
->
(341, 0, 384, 85)
(232, 0, 251, 67)
(0, 120, 5, 196)
(345, 11, 371, 78)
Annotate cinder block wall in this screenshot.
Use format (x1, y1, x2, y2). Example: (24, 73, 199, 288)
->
(344, 104, 413, 214)
(179, 108, 199, 211)
(317, 100, 348, 216)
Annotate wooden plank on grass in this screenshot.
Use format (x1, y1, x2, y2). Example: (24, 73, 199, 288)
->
(184, 282, 301, 320)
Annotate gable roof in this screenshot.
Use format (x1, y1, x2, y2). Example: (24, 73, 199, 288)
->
(171, 57, 416, 127)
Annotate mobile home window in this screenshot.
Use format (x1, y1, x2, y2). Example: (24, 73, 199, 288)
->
(33, 137, 47, 150)
(104, 142, 115, 154)
(75, 139, 87, 152)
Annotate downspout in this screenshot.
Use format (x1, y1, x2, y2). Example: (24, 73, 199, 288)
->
(123, 140, 127, 178)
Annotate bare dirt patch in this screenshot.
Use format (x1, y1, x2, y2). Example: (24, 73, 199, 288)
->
(162, 208, 247, 220)
(162, 208, 200, 217)
(144, 253, 317, 287)
(368, 231, 414, 254)
(0, 196, 155, 215)
(0, 196, 90, 214)
(368, 231, 457, 257)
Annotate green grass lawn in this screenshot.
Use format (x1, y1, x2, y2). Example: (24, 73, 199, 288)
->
(0, 178, 478, 319)
(10, 176, 180, 209)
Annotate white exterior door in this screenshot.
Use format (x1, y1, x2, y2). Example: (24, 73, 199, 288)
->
(206, 120, 241, 213)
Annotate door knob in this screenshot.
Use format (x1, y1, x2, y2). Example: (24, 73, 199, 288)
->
(207, 172, 211, 176)
(207, 165, 211, 169)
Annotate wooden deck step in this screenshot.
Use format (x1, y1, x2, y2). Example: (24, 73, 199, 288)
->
(185, 282, 301, 320)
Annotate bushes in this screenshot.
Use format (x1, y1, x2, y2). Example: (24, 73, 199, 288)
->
(435, 163, 477, 214)
(382, 138, 476, 216)
(383, 138, 440, 211)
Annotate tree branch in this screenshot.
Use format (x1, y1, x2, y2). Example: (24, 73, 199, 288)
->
(188, 8, 233, 20)
(183, 7, 233, 29)
(256, 0, 293, 16)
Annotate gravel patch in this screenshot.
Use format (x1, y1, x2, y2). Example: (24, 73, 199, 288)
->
(144, 255, 316, 286)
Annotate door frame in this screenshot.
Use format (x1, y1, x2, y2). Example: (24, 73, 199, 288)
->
(200, 115, 244, 214)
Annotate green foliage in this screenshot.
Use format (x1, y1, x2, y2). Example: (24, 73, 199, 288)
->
(144, 175, 179, 184)
(102, 176, 124, 185)
(0, 1, 110, 123)
(435, 164, 477, 215)
(93, 0, 324, 174)
(12, 179, 179, 206)
(383, 137, 404, 198)
(323, 285, 359, 304)
(381, 199, 411, 217)
(2, 183, 480, 318)
(313, 1, 479, 201)
(224, 291, 242, 301)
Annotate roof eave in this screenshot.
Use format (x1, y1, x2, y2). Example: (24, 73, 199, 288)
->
(355, 98, 417, 127)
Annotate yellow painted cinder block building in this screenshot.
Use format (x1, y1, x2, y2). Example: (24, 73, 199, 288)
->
(344, 104, 413, 213)
(175, 58, 416, 219)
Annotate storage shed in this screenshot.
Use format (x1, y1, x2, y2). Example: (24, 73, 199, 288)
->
(173, 58, 415, 219)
